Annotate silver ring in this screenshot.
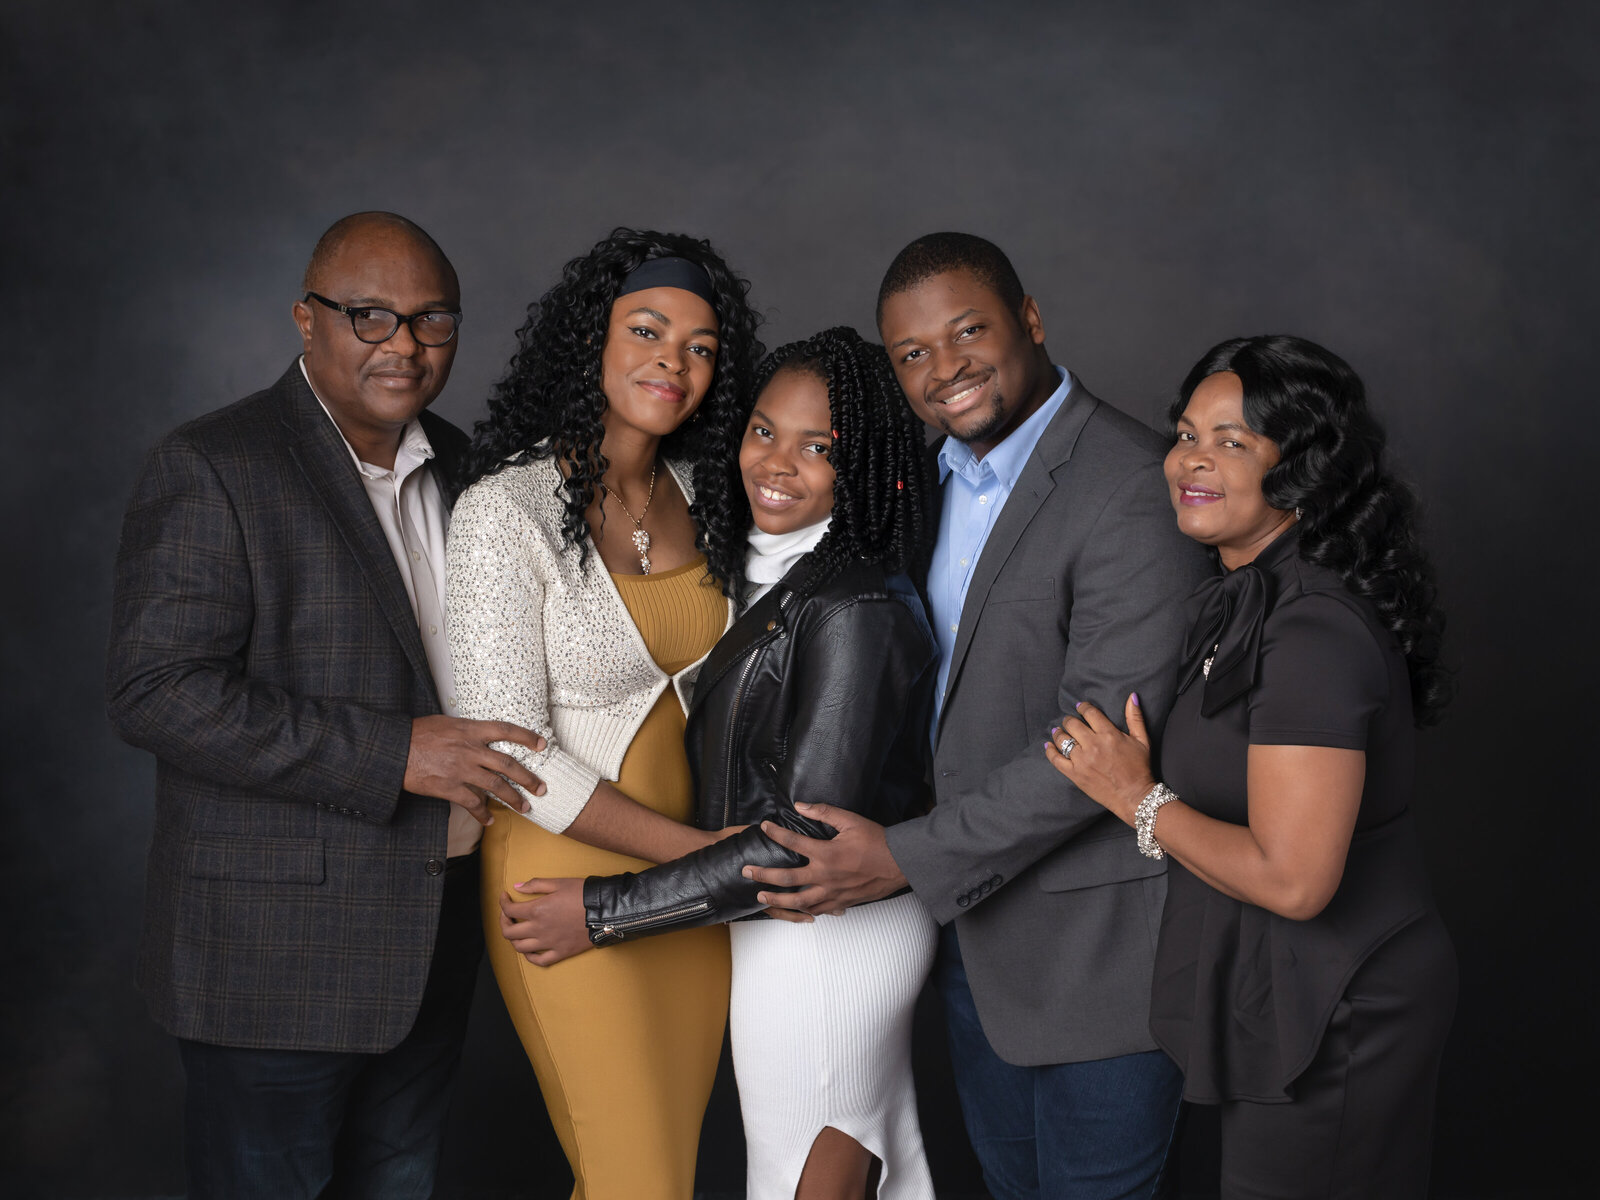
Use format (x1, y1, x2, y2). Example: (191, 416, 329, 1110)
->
(1059, 737, 1078, 758)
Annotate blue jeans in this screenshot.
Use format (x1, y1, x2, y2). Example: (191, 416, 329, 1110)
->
(936, 924, 1182, 1200)
(179, 854, 481, 1200)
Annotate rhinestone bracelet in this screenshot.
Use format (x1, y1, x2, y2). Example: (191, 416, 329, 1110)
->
(1135, 783, 1179, 859)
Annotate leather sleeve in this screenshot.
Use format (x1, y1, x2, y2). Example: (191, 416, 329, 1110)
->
(583, 594, 934, 945)
(582, 804, 832, 945)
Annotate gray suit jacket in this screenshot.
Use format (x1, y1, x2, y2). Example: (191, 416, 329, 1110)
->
(107, 363, 471, 1053)
(887, 378, 1215, 1066)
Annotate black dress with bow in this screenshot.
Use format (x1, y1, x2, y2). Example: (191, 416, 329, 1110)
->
(1149, 527, 1457, 1195)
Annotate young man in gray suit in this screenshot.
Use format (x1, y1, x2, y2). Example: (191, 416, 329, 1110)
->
(750, 233, 1214, 1199)
(107, 212, 546, 1199)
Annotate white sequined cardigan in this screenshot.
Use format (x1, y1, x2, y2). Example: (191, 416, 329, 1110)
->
(444, 455, 731, 833)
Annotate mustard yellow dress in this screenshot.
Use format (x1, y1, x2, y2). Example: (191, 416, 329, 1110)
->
(480, 556, 732, 1200)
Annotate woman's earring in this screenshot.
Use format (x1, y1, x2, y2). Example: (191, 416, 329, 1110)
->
(1294, 506, 1304, 520)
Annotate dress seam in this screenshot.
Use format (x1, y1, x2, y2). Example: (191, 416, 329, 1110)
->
(503, 858, 592, 1186)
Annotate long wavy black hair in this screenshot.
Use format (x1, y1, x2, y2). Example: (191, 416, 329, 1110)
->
(1171, 335, 1449, 724)
(704, 326, 930, 604)
(463, 228, 763, 589)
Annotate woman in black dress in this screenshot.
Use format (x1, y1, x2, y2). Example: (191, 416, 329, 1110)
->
(1043, 335, 1456, 1198)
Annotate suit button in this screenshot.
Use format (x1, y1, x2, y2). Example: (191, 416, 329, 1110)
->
(425, 858, 445, 876)
(978, 882, 991, 895)
(990, 874, 1003, 886)
(956, 895, 970, 908)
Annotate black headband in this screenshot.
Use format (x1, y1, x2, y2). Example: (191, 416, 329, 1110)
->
(617, 255, 719, 310)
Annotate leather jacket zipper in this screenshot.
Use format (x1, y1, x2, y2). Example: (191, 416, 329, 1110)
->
(597, 898, 713, 942)
(722, 592, 791, 826)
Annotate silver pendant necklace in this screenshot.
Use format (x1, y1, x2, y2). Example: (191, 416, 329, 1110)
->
(603, 464, 658, 574)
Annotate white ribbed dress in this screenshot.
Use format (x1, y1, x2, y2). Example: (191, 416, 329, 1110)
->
(729, 891, 938, 1199)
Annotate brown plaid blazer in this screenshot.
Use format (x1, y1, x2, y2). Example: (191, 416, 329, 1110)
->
(107, 363, 472, 1053)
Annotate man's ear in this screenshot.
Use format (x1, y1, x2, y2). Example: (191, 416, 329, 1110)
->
(292, 298, 315, 349)
(1019, 295, 1046, 346)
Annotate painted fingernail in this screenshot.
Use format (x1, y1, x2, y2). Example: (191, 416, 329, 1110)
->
(1075, 701, 1085, 709)
(1050, 726, 1060, 735)
(1131, 692, 1141, 706)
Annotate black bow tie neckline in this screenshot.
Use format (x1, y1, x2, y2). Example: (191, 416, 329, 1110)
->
(1178, 556, 1279, 717)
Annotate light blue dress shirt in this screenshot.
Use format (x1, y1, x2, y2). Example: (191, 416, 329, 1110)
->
(929, 366, 1072, 741)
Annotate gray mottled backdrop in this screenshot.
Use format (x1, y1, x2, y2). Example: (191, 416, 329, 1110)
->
(4, 1, 1592, 1196)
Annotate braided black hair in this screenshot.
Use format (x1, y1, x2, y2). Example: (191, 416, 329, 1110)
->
(702, 326, 931, 604)
(1172, 335, 1451, 724)
(462, 227, 762, 591)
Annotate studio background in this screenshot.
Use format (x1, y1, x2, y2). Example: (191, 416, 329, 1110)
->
(3, 1, 1591, 1196)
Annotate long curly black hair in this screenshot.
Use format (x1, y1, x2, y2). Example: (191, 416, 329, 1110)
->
(704, 326, 930, 604)
(1171, 335, 1450, 724)
(463, 228, 763, 589)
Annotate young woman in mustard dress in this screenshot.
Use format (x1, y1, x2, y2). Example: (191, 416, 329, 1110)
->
(445, 229, 763, 1199)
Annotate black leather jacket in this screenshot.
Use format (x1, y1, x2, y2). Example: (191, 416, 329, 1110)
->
(582, 556, 937, 944)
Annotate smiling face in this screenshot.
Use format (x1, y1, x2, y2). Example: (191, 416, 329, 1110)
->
(1165, 371, 1297, 569)
(739, 367, 837, 535)
(598, 285, 719, 439)
(878, 268, 1054, 458)
(292, 224, 459, 460)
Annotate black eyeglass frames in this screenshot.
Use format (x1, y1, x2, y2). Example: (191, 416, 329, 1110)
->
(303, 292, 462, 346)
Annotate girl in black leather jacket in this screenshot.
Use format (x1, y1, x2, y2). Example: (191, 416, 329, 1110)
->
(503, 327, 941, 1198)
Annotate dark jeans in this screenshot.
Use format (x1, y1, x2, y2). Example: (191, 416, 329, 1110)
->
(936, 923, 1182, 1200)
(179, 853, 482, 1200)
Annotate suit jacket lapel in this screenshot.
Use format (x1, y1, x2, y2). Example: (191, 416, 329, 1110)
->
(278, 365, 437, 698)
(936, 381, 1102, 736)
(418, 408, 469, 507)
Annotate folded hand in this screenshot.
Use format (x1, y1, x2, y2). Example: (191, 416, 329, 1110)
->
(1043, 696, 1157, 826)
(743, 804, 906, 916)
(500, 876, 591, 966)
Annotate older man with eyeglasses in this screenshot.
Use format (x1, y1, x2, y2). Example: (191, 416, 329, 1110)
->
(107, 211, 548, 1199)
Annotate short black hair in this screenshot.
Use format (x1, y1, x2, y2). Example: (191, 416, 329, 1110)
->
(875, 232, 1026, 323)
